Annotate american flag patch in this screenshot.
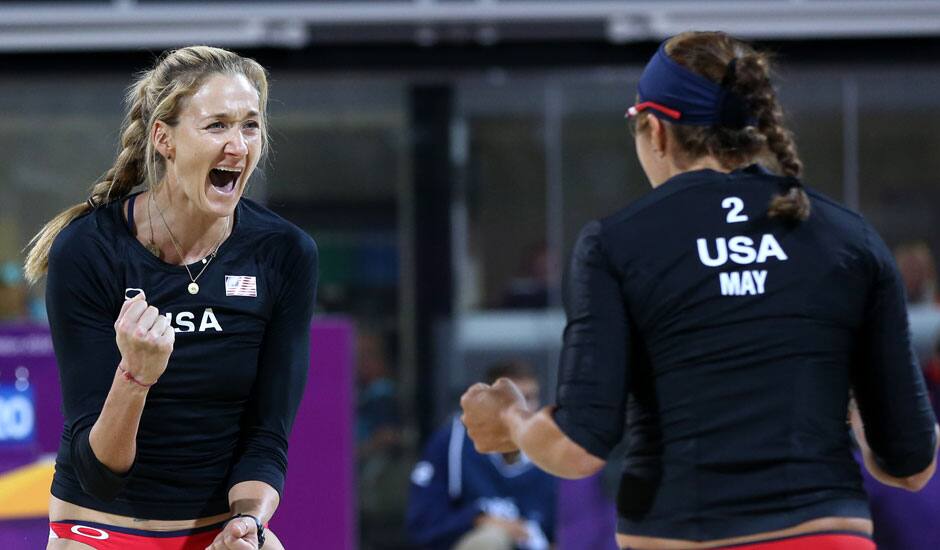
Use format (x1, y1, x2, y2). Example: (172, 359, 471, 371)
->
(225, 275, 257, 297)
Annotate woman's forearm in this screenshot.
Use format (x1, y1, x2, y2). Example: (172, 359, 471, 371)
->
(502, 405, 606, 479)
(857, 438, 938, 491)
(87, 292, 173, 475)
(229, 480, 280, 523)
(851, 404, 939, 491)
(87, 365, 149, 474)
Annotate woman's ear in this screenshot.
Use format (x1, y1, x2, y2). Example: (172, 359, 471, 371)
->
(151, 120, 174, 161)
(648, 116, 668, 158)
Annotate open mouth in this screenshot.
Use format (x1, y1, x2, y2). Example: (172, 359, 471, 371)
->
(208, 167, 242, 194)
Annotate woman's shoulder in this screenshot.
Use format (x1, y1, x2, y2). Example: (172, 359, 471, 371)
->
(237, 197, 318, 264)
(798, 185, 883, 255)
(50, 201, 124, 264)
(800, 184, 863, 222)
(46, 202, 125, 301)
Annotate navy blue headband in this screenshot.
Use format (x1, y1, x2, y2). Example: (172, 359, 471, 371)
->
(628, 42, 756, 129)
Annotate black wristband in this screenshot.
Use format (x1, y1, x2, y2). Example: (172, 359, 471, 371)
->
(226, 513, 265, 548)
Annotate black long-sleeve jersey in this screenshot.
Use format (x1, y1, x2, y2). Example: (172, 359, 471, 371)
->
(553, 165, 938, 541)
(46, 193, 318, 520)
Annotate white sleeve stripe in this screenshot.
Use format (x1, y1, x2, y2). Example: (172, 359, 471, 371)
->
(448, 416, 464, 499)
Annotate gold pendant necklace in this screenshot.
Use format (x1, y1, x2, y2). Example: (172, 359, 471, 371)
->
(150, 191, 229, 295)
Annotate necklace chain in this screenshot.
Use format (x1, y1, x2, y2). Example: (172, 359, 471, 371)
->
(145, 191, 160, 257)
(149, 191, 229, 289)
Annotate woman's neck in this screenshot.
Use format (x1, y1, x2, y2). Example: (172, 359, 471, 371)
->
(653, 156, 732, 188)
(136, 186, 231, 265)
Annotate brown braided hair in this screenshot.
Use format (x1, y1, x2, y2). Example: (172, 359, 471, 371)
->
(24, 46, 269, 284)
(636, 31, 810, 222)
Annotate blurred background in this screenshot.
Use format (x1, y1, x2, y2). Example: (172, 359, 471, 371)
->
(1, 1, 940, 549)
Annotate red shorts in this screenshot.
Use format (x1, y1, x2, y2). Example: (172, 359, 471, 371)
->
(722, 532, 875, 549)
(49, 520, 225, 549)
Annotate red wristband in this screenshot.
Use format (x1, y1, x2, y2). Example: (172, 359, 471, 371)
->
(117, 363, 156, 387)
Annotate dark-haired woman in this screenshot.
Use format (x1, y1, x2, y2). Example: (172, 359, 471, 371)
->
(461, 31, 938, 549)
(26, 46, 317, 550)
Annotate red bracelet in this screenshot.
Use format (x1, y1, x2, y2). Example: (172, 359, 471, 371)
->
(117, 363, 156, 388)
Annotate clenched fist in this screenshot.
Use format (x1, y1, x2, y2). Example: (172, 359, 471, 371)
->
(114, 290, 174, 385)
(205, 516, 260, 550)
(460, 377, 527, 454)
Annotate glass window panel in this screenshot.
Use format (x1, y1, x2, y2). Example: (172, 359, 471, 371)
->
(559, 76, 646, 267)
(457, 79, 547, 311)
(264, 76, 405, 202)
(0, 76, 125, 320)
(857, 68, 940, 274)
(776, 69, 844, 200)
(260, 76, 406, 316)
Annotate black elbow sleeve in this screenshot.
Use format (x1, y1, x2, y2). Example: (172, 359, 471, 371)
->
(70, 426, 133, 502)
(873, 428, 938, 479)
(553, 404, 619, 460)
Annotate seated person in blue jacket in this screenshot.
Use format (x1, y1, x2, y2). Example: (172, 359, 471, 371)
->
(407, 361, 558, 550)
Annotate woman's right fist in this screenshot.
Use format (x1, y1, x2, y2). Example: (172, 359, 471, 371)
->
(114, 290, 174, 385)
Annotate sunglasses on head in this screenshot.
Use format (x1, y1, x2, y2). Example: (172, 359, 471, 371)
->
(624, 101, 682, 120)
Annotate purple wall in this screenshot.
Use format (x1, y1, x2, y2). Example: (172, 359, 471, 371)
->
(556, 474, 619, 550)
(0, 320, 355, 549)
(272, 319, 355, 548)
(859, 450, 940, 549)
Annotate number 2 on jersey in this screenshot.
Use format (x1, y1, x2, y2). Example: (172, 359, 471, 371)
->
(722, 197, 748, 223)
